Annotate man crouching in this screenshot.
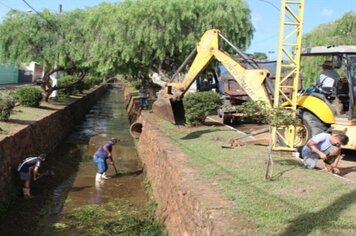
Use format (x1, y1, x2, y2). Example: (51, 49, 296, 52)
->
(301, 133, 349, 174)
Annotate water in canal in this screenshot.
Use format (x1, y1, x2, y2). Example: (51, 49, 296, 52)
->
(0, 87, 157, 235)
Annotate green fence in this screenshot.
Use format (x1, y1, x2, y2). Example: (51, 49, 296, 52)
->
(0, 65, 18, 84)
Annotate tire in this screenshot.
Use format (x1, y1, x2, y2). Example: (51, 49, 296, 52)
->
(297, 110, 328, 147)
(276, 109, 328, 148)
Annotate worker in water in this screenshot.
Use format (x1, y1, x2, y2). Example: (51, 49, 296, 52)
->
(93, 138, 118, 183)
(17, 153, 46, 199)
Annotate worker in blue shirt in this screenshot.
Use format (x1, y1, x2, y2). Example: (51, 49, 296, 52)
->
(93, 138, 118, 183)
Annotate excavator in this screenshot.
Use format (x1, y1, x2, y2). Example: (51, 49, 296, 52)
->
(152, 29, 274, 125)
(151, 29, 356, 150)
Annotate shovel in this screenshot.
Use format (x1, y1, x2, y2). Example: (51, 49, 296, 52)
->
(110, 157, 119, 175)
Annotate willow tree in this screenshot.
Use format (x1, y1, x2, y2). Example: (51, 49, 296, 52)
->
(112, 0, 254, 80)
(0, 0, 254, 95)
(301, 12, 356, 87)
(0, 9, 91, 100)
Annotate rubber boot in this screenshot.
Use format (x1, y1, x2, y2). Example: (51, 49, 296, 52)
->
(95, 173, 103, 182)
(102, 172, 110, 180)
(23, 188, 32, 199)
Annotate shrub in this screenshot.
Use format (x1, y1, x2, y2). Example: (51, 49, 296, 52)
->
(58, 75, 81, 97)
(83, 76, 103, 90)
(15, 87, 42, 107)
(183, 91, 223, 126)
(0, 92, 15, 121)
(235, 100, 296, 127)
(130, 80, 142, 90)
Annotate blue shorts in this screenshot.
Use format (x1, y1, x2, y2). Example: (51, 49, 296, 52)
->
(19, 171, 31, 181)
(93, 156, 108, 174)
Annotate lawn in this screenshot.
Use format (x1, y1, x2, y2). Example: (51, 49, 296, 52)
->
(161, 121, 356, 236)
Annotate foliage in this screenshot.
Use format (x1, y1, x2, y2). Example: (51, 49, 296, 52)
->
(0, 0, 253, 82)
(301, 12, 356, 87)
(184, 91, 222, 125)
(68, 205, 104, 222)
(131, 80, 142, 90)
(82, 76, 103, 90)
(252, 52, 267, 60)
(63, 201, 164, 236)
(58, 75, 82, 97)
(235, 101, 296, 127)
(0, 92, 15, 121)
(15, 87, 42, 107)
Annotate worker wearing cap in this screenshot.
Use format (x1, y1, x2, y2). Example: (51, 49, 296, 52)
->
(316, 60, 340, 89)
(17, 153, 46, 199)
(93, 138, 118, 182)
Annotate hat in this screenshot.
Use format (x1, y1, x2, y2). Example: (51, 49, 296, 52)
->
(111, 137, 120, 142)
(321, 60, 333, 67)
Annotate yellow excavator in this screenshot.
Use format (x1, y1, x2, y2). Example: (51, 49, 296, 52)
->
(152, 29, 356, 150)
(152, 29, 274, 125)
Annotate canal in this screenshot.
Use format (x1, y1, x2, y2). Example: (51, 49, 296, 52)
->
(0, 87, 161, 235)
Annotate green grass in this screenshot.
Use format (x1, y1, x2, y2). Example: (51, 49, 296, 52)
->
(161, 121, 356, 236)
(51, 199, 164, 236)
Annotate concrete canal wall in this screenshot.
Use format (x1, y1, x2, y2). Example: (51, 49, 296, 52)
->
(0, 85, 106, 209)
(123, 81, 236, 235)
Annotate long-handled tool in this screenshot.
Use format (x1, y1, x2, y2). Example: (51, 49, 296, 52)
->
(110, 157, 119, 175)
(34, 170, 55, 181)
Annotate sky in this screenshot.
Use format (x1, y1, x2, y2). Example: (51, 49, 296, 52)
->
(0, 0, 355, 60)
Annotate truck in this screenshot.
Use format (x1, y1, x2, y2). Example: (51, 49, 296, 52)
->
(151, 29, 356, 150)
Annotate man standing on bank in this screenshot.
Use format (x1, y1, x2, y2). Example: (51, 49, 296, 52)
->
(93, 138, 118, 182)
(17, 153, 46, 199)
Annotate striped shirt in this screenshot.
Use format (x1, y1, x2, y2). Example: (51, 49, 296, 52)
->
(17, 157, 42, 172)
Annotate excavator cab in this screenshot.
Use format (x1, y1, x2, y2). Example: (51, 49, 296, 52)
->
(297, 45, 356, 149)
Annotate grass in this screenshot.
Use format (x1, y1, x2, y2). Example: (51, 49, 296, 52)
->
(52, 199, 164, 236)
(160, 120, 356, 236)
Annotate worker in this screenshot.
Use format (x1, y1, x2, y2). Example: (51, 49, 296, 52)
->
(93, 138, 118, 183)
(139, 85, 149, 109)
(17, 153, 46, 199)
(316, 60, 340, 91)
(301, 133, 349, 174)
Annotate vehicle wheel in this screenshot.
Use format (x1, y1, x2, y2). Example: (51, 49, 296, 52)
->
(297, 110, 328, 147)
(276, 110, 328, 148)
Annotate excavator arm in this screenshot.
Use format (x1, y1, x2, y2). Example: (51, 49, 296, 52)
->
(153, 29, 272, 124)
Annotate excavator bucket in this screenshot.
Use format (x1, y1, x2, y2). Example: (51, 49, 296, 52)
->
(152, 96, 186, 125)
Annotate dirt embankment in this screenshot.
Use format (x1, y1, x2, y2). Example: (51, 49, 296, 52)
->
(135, 112, 238, 235)
(0, 85, 106, 209)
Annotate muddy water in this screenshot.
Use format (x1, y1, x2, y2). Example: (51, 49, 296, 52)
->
(0, 88, 148, 235)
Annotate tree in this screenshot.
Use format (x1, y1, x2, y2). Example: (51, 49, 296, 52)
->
(301, 12, 356, 87)
(0, 0, 254, 98)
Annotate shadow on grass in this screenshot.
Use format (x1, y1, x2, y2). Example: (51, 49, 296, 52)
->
(7, 118, 36, 125)
(279, 190, 356, 236)
(181, 128, 224, 140)
(270, 159, 303, 180)
(38, 105, 61, 111)
(339, 166, 356, 176)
